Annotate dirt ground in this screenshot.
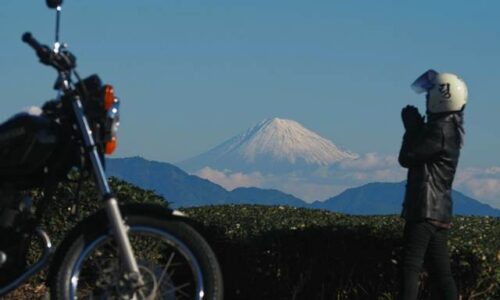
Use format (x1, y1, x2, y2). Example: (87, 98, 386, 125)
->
(1, 284, 48, 300)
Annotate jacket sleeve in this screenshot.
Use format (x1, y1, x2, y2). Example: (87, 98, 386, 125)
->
(398, 125, 444, 168)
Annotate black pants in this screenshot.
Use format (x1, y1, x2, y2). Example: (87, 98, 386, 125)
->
(400, 221, 457, 300)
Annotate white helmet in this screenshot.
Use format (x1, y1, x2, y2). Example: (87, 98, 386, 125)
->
(411, 69, 468, 113)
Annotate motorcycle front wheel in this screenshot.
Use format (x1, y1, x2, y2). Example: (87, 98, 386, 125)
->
(51, 213, 223, 300)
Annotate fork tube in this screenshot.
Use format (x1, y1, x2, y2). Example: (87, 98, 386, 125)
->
(72, 98, 111, 194)
(72, 98, 141, 277)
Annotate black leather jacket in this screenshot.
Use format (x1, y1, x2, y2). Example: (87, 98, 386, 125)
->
(398, 112, 464, 223)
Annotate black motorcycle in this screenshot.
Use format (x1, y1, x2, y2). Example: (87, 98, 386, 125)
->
(0, 1, 223, 299)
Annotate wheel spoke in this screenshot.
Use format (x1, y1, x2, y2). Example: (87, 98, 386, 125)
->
(150, 251, 175, 298)
(167, 281, 191, 298)
(66, 224, 211, 300)
(158, 252, 175, 283)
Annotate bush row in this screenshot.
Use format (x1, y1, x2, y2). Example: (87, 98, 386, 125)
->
(185, 204, 500, 300)
(15, 178, 499, 299)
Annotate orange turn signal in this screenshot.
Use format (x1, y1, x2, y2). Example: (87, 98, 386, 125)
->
(104, 85, 115, 110)
(105, 137, 117, 155)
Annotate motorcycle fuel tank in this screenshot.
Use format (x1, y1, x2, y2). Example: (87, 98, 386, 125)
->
(0, 113, 61, 178)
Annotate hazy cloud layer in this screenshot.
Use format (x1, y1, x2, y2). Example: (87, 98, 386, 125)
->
(194, 154, 500, 208)
(195, 167, 264, 191)
(337, 153, 405, 182)
(194, 153, 405, 202)
(454, 167, 500, 208)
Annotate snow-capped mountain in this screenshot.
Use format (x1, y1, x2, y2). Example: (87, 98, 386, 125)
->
(178, 118, 358, 174)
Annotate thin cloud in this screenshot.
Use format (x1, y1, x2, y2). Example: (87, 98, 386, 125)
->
(194, 153, 407, 202)
(193, 159, 500, 209)
(195, 167, 264, 191)
(454, 167, 500, 208)
(464, 179, 500, 199)
(339, 153, 399, 171)
(338, 153, 405, 182)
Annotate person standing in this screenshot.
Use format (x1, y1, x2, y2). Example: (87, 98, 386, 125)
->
(398, 70, 468, 300)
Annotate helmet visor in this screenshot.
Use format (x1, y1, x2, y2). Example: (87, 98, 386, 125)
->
(411, 69, 438, 94)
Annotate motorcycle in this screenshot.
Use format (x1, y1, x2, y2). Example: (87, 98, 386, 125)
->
(0, 0, 223, 299)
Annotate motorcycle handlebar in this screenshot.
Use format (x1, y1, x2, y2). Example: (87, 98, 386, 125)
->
(22, 32, 76, 73)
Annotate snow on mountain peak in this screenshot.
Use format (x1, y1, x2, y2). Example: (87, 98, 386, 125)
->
(178, 117, 358, 173)
(240, 117, 358, 165)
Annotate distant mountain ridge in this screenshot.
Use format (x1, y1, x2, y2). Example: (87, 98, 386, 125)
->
(107, 157, 306, 208)
(312, 182, 500, 216)
(177, 118, 358, 173)
(107, 157, 500, 217)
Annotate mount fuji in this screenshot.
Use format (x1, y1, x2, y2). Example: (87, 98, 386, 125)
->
(178, 118, 358, 174)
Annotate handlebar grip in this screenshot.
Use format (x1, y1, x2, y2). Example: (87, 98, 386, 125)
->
(22, 32, 40, 49)
(22, 32, 45, 53)
(22, 32, 56, 67)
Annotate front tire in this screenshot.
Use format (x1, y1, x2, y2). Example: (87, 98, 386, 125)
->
(51, 213, 223, 300)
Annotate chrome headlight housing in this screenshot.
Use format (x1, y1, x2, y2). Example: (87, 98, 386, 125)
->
(104, 97, 119, 154)
(102, 84, 120, 155)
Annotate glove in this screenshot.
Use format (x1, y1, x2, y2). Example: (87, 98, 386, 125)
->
(401, 105, 424, 132)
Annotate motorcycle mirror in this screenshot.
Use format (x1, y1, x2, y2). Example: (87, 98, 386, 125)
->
(46, 0, 63, 9)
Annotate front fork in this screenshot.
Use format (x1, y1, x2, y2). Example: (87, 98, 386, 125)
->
(72, 98, 144, 289)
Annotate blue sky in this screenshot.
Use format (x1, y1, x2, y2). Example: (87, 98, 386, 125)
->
(1, 1, 500, 206)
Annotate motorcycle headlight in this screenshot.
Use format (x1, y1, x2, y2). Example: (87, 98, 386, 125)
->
(102, 85, 120, 155)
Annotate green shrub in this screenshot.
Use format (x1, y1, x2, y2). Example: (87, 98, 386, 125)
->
(13, 179, 499, 300)
(33, 177, 169, 247)
(185, 204, 500, 300)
